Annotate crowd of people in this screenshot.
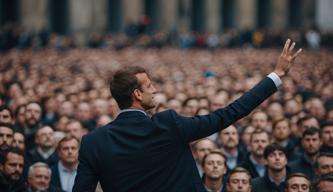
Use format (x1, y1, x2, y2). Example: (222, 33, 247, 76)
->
(1, 22, 333, 52)
(0, 36, 333, 191)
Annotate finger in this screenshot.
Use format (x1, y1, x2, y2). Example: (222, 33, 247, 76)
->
(289, 42, 295, 53)
(282, 39, 291, 55)
(292, 48, 302, 60)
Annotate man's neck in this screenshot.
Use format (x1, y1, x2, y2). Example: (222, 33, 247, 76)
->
(38, 146, 53, 153)
(223, 147, 238, 156)
(204, 177, 223, 192)
(268, 168, 286, 185)
(250, 154, 266, 165)
(61, 161, 79, 172)
(305, 152, 318, 163)
(275, 139, 288, 147)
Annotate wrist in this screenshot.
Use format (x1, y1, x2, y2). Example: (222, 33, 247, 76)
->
(274, 70, 285, 77)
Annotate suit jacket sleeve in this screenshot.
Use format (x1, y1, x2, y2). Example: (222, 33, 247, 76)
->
(73, 136, 98, 192)
(172, 77, 277, 142)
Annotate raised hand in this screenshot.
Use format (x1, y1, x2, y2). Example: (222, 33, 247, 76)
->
(274, 39, 302, 77)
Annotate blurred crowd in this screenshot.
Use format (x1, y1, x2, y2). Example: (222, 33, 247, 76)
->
(1, 22, 333, 52)
(0, 31, 333, 191)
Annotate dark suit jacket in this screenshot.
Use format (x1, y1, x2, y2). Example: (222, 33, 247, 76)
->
(73, 77, 277, 192)
(26, 148, 58, 169)
(252, 172, 287, 192)
(50, 162, 62, 190)
(240, 154, 264, 179)
(288, 155, 316, 181)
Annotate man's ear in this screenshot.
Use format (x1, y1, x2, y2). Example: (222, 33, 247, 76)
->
(133, 89, 143, 101)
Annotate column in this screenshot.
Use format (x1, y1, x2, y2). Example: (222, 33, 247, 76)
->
(123, 0, 144, 24)
(20, 0, 48, 30)
(160, 0, 177, 31)
(235, 0, 256, 30)
(271, 0, 288, 30)
(316, 0, 333, 31)
(206, 0, 220, 33)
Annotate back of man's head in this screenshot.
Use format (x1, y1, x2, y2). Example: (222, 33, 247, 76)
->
(110, 66, 147, 109)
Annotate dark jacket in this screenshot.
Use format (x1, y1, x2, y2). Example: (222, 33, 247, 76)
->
(26, 148, 58, 169)
(289, 154, 316, 181)
(50, 162, 62, 190)
(240, 154, 265, 179)
(252, 171, 287, 192)
(73, 77, 277, 192)
(0, 170, 27, 192)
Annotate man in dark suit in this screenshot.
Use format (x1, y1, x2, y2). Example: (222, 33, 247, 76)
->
(73, 39, 302, 192)
(240, 129, 270, 178)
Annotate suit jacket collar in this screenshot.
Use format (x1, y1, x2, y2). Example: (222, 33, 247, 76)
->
(116, 109, 149, 120)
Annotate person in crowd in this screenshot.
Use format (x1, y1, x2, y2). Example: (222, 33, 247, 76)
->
(267, 102, 284, 122)
(271, 118, 298, 162)
(41, 97, 59, 127)
(75, 102, 96, 131)
(252, 143, 290, 192)
(250, 111, 269, 130)
(23, 102, 43, 150)
(285, 173, 310, 192)
(0, 147, 26, 192)
(240, 129, 270, 178)
(182, 97, 199, 117)
(239, 125, 255, 154)
(193, 138, 218, 176)
(320, 122, 333, 153)
(51, 135, 80, 192)
(202, 150, 228, 192)
(219, 125, 245, 170)
(226, 167, 252, 192)
(312, 173, 333, 192)
(0, 106, 14, 124)
(0, 123, 14, 153)
(315, 153, 333, 176)
(289, 127, 322, 181)
(64, 120, 87, 141)
(14, 105, 26, 132)
(26, 126, 58, 168)
(12, 131, 25, 151)
(27, 162, 63, 192)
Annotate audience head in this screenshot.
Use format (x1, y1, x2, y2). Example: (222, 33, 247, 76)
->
(27, 162, 51, 191)
(0, 147, 24, 182)
(193, 138, 217, 164)
(0, 123, 14, 151)
(25, 102, 42, 128)
(226, 167, 252, 192)
(264, 143, 287, 172)
(285, 173, 310, 192)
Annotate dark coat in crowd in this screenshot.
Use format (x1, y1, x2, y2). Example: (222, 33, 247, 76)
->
(289, 154, 316, 181)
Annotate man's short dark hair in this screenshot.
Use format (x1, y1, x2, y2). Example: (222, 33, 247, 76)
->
(0, 147, 25, 164)
(0, 105, 13, 118)
(314, 152, 333, 169)
(110, 66, 147, 109)
(264, 143, 287, 159)
(312, 173, 333, 192)
(321, 121, 333, 130)
(0, 122, 14, 130)
(302, 127, 321, 139)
